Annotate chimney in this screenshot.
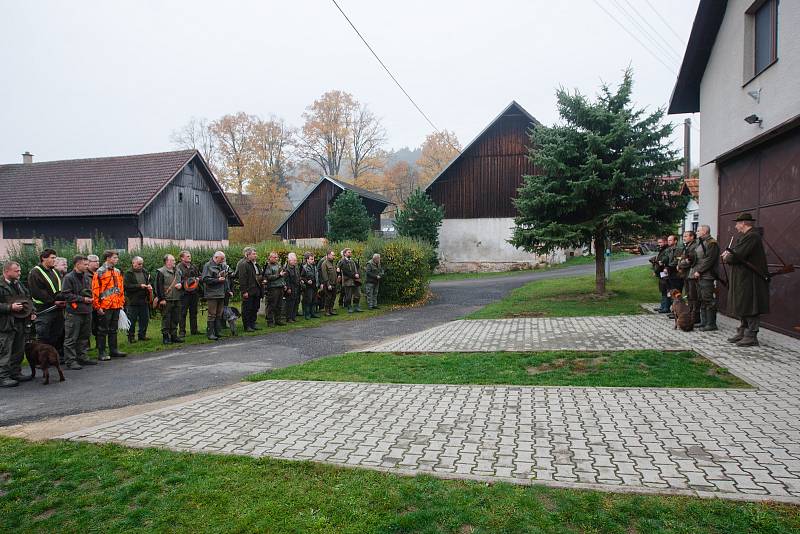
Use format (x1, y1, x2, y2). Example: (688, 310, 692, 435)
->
(22, 151, 34, 164)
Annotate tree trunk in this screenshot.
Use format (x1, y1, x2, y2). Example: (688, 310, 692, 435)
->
(595, 233, 606, 295)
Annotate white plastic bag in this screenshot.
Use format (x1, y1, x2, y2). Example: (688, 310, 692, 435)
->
(118, 308, 131, 332)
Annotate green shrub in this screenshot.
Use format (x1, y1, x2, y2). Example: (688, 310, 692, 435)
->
(363, 236, 432, 304)
(326, 190, 373, 242)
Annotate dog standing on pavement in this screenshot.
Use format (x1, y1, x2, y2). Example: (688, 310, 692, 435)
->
(25, 340, 65, 385)
(669, 289, 694, 332)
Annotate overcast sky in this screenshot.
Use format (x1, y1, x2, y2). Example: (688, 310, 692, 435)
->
(0, 0, 700, 167)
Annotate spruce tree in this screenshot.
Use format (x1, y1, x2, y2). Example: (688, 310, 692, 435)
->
(394, 188, 444, 249)
(326, 190, 373, 242)
(511, 69, 686, 294)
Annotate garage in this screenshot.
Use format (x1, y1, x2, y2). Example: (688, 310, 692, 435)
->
(716, 125, 800, 338)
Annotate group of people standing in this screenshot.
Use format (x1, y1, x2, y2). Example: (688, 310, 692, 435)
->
(651, 212, 770, 346)
(0, 246, 385, 386)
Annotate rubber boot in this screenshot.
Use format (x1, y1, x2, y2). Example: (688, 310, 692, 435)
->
(311, 303, 321, 318)
(162, 333, 172, 345)
(97, 334, 110, 361)
(727, 327, 745, 343)
(215, 318, 225, 338)
(206, 320, 218, 341)
(698, 309, 707, 329)
(128, 331, 136, 344)
(736, 334, 759, 347)
(701, 309, 718, 331)
(108, 333, 127, 358)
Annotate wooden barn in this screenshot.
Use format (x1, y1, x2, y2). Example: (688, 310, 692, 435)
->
(426, 101, 567, 272)
(0, 149, 242, 256)
(275, 175, 392, 243)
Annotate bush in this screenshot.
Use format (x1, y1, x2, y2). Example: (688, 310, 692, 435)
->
(5, 237, 430, 305)
(393, 188, 443, 270)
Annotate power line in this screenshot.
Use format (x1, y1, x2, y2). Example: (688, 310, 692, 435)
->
(608, 0, 682, 66)
(643, 0, 687, 48)
(619, 0, 684, 63)
(591, 0, 678, 75)
(330, 0, 444, 135)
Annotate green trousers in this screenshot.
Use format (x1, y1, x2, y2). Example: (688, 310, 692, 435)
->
(0, 323, 26, 379)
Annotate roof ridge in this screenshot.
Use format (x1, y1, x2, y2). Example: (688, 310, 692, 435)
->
(1, 148, 197, 167)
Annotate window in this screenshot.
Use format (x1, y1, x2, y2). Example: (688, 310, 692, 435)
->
(752, 0, 778, 76)
(178, 192, 184, 203)
(195, 194, 200, 205)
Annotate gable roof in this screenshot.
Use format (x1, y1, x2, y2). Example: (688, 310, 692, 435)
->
(0, 149, 242, 225)
(424, 101, 540, 191)
(668, 0, 728, 114)
(274, 175, 392, 234)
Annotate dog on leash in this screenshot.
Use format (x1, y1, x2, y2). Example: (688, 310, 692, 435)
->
(25, 340, 65, 385)
(222, 306, 241, 336)
(669, 289, 694, 332)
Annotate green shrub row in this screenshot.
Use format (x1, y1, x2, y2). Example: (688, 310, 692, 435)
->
(4, 237, 432, 305)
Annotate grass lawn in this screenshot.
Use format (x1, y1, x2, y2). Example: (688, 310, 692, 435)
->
(467, 265, 655, 319)
(80, 296, 388, 358)
(430, 253, 634, 281)
(247, 350, 749, 389)
(1, 438, 797, 534)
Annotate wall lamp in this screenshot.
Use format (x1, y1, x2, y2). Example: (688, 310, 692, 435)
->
(744, 114, 763, 127)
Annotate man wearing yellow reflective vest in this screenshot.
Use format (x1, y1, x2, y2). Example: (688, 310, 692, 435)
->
(27, 248, 66, 359)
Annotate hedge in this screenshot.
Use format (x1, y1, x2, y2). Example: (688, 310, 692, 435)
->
(3, 237, 432, 305)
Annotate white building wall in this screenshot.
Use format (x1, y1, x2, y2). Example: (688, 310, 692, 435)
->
(437, 217, 568, 272)
(698, 0, 800, 234)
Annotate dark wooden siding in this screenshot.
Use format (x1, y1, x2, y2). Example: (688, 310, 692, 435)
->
(717, 125, 800, 339)
(2, 217, 138, 249)
(139, 159, 229, 241)
(278, 180, 385, 239)
(427, 112, 537, 219)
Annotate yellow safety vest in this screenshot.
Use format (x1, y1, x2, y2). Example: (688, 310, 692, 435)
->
(31, 265, 62, 305)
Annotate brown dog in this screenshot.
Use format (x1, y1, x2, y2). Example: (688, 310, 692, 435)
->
(669, 289, 694, 332)
(25, 341, 65, 385)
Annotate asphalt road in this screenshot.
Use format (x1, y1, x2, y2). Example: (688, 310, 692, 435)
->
(0, 256, 649, 426)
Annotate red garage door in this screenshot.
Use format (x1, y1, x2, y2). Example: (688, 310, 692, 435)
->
(717, 126, 800, 338)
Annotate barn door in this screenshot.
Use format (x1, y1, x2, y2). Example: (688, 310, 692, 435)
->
(717, 126, 800, 338)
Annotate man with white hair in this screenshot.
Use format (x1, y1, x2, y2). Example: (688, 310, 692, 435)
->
(364, 253, 384, 310)
(202, 251, 231, 340)
(156, 254, 183, 344)
(123, 255, 152, 343)
(0, 261, 36, 387)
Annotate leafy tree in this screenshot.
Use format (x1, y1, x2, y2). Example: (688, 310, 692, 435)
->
(511, 69, 686, 294)
(394, 188, 444, 270)
(416, 130, 461, 187)
(326, 190, 373, 242)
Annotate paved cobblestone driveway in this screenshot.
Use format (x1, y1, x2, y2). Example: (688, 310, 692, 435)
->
(63, 313, 800, 503)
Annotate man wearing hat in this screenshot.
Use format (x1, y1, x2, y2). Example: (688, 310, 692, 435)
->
(721, 212, 770, 347)
(0, 261, 36, 387)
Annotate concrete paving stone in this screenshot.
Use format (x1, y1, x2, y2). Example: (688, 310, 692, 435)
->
(62, 314, 800, 504)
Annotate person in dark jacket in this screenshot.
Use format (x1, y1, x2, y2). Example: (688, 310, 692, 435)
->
(364, 254, 384, 309)
(283, 253, 301, 323)
(87, 254, 100, 348)
(338, 248, 362, 313)
(123, 256, 152, 343)
(235, 247, 262, 332)
(262, 252, 286, 327)
(650, 237, 670, 313)
(61, 255, 97, 369)
(319, 250, 338, 316)
(690, 225, 721, 331)
(0, 261, 36, 387)
(300, 252, 320, 319)
(177, 251, 201, 337)
(27, 248, 65, 358)
(156, 254, 184, 344)
(202, 251, 232, 340)
(722, 212, 770, 347)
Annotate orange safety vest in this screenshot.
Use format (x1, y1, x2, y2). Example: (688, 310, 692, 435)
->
(92, 264, 125, 310)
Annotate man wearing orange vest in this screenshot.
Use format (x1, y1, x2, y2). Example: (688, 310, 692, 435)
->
(92, 250, 127, 361)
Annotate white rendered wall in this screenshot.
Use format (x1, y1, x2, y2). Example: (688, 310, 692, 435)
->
(437, 217, 567, 271)
(698, 0, 800, 234)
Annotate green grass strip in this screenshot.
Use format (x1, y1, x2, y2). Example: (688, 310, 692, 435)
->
(247, 350, 750, 389)
(0, 438, 796, 533)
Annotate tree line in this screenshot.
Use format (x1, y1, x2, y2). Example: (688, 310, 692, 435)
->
(170, 90, 461, 242)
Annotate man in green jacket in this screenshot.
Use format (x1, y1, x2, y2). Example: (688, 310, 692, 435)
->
(690, 225, 721, 331)
(338, 248, 362, 313)
(156, 254, 184, 345)
(650, 237, 670, 313)
(202, 251, 232, 340)
(679, 230, 700, 325)
(722, 213, 770, 346)
(319, 250, 338, 316)
(364, 253, 384, 309)
(0, 261, 36, 387)
(123, 256, 152, 343)
(235, 247, 262, 332)
(262, 252, 286, 327)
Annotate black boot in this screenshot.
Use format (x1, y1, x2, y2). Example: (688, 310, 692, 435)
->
(215, 318, 226, 338)
(108, 333, 127, 358)
(700, 309, 718, 331)
(171, 334, 184, 343)
(128, 331, 136, 344)
(207, 320, 218, 341)
(162, 333, 172, 345)
(97, 335, 110, 361)
(727, 327, 745, 343)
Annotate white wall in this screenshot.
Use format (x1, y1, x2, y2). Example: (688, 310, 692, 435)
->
(698, 0, 800, 233)
(437, 217, 567, 272)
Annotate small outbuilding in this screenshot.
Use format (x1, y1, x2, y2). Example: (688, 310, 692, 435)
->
(274, 175, 392, 244)
(425, 101, 568, 272)
(0, 149, 242, 256)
